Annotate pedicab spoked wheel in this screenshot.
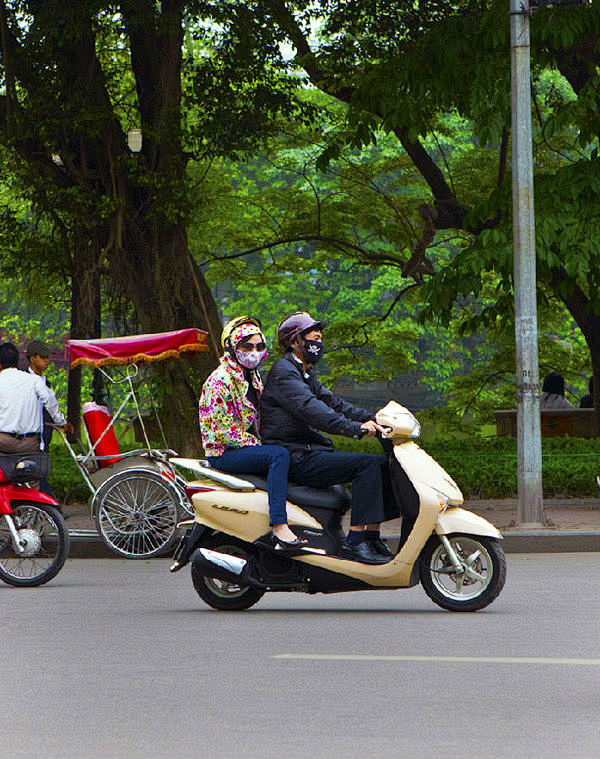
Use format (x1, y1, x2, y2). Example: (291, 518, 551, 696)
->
(192, 534, 264, 611)
(420, 534, 506, 612)
(94, 468, 181, 558)
(0, 502, 70, 586)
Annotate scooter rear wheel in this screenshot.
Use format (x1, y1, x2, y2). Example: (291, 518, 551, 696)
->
(0, 503, 69, 587)
(420, 534, 506, 612)
(191, 535, 264, 611)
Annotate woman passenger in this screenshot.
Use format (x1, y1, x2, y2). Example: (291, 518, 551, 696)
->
(198, 316, 306, 549)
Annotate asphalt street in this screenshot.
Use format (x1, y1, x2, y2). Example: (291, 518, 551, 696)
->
(1, 553, 598, 759)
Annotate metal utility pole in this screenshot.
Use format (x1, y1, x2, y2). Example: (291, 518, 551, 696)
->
(510, 0, 545, 526)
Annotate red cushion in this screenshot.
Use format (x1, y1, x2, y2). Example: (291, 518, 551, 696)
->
(83, 402, 122, 467)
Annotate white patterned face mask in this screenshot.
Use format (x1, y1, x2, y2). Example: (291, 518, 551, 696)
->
(235, 348, 267, 369)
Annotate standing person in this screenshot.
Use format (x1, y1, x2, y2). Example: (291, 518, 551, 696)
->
(0, 341, 70, 469)
(260, 311, 417, 565)
(26, 340, 57, 496)
(198, 317, 306, 549)
(539, 372, 572, 409)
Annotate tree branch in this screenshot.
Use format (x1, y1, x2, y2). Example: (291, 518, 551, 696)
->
(200, 234, 406, 269)
(266, 2, 473, 225)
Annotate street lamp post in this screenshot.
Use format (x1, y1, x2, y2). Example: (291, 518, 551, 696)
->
(510, 0, 545, 526)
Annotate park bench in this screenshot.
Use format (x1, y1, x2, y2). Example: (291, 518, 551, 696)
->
(494, 408, 597, 438)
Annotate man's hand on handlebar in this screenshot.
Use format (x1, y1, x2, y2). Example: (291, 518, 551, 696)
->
(360, 419, 388, 437)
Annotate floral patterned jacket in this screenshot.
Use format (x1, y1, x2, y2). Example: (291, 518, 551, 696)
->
(198, 354, 263, 457)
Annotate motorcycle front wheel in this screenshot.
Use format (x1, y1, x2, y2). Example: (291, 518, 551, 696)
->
(420, 534, 506, 612)
(191, 534, 264, 611)
(0, 503, 70, 587)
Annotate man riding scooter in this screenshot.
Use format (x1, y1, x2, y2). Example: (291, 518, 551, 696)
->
(260, 311, 419, 564)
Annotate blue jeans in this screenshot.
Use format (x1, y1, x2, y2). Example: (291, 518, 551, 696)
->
(208, 445, 290, 525)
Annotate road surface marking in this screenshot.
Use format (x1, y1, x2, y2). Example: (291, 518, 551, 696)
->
(274, 654, 600, 666)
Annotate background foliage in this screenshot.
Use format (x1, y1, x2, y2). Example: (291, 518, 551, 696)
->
(1, 1, 599, 469)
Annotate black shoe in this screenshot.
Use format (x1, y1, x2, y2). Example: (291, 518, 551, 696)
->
(270, 534, 326, 555)
(60, 512, 71, 520)
(369, 536, 394, 558)
(340, 540, 389, 564)
(272, 533, 308, 551)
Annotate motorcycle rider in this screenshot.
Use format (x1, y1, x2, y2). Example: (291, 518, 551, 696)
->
(260, 311, 416, 564)
(198, 317, 308, 550)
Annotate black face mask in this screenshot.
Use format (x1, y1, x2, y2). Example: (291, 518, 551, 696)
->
(300, 339, 323, 365)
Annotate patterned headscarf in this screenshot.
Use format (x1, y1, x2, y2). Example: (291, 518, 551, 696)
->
(229, 322, 265, 348)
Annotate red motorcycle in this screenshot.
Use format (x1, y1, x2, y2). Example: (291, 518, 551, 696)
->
(0, 453, 69, 586)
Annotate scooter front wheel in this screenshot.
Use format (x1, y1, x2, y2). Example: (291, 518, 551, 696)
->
(191, 535, 264, 611)
(420, 534, 506, 612)
(0, 503, 70, 587)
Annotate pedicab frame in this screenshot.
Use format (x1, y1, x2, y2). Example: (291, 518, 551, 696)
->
(60, 328, 209, 558)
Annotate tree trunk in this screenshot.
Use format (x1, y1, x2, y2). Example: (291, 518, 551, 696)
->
(108, 220, 221, 455)
(584, 326, 600, 437)
(554, 271, 600, 436)
(67, 240, 102, 440)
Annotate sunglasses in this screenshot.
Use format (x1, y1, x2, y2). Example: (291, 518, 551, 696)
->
(237, 341, 266, 352)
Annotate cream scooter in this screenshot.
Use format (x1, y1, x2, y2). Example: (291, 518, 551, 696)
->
(169, 402, 506, 612)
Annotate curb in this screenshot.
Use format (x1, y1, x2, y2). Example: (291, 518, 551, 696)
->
(66, 529, 600, 559)
(500, 531, 600, 553)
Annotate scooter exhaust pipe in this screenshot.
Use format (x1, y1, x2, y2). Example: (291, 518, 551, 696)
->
(191, 547, 249, 584)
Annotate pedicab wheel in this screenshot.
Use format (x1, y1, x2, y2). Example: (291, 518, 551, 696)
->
(419, 534, 506, 612)
(191, 534, 264, 611)
(0, 503, 69, 587)
(94, 469, 181, 559)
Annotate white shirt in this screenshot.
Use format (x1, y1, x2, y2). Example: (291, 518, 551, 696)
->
(28, 366, 48, 385)
(0, 368, 66, 433)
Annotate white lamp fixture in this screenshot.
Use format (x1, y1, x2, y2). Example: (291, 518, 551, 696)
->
(127, 129, 143, 153)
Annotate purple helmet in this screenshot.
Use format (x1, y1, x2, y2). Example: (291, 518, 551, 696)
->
(277, 311, 327, 351)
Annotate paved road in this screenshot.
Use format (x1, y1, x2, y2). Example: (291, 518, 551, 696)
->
(1, 554, 598, 759)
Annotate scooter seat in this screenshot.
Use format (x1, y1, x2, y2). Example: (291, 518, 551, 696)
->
(234, 473, 351, 512)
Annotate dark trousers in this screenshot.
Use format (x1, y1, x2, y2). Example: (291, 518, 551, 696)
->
(208, 445, 290, 525)
(388, 458, 421, 547)
(0, 433, 40, 455)
(289, 450, 400, 527)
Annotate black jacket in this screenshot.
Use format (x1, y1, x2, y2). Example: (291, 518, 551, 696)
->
(260, 353, 372, 452)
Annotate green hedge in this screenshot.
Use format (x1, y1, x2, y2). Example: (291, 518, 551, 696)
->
(334, 435, 600, 499)
(47, 445, 93, 504)
(46, 435, 600, 503)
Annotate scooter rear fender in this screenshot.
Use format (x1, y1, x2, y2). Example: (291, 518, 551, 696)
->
(435, 507, 503, 540)
(0, 484, 59, 515)
(190, 487, 321, 542)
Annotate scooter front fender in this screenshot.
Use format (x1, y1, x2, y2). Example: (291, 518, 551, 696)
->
(0, 484, 59, 515)
(435, 507, 503, 540)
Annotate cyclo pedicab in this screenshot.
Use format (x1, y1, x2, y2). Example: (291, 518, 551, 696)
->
(60, 328, 210, 559)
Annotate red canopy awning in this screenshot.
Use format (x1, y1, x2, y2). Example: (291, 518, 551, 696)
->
(68, 328, 209, 369)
